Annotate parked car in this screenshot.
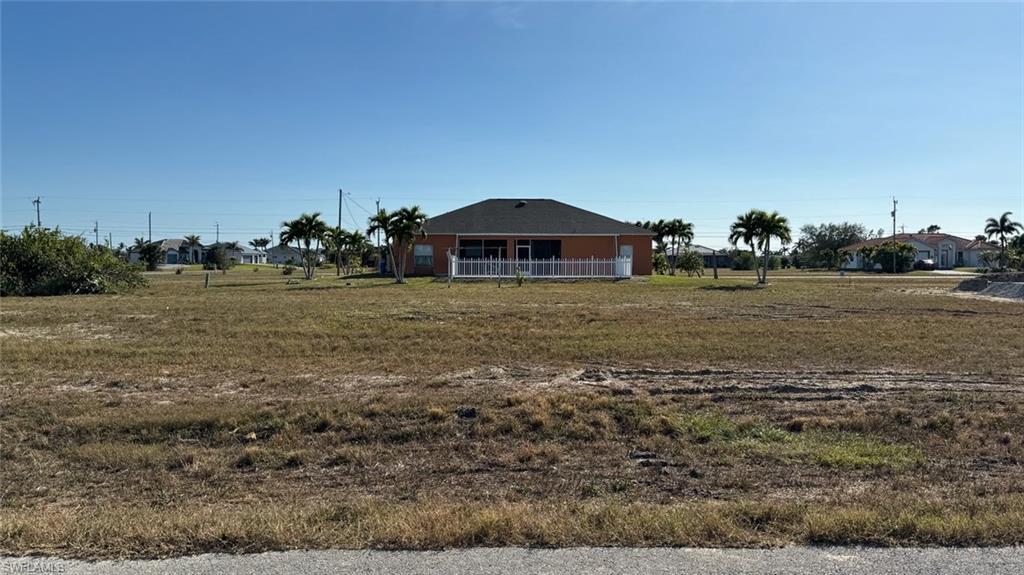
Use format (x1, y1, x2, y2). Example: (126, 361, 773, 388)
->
(914, 259, 936, 271)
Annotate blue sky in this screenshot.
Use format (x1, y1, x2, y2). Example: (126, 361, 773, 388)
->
(2, 1, 1022, 249)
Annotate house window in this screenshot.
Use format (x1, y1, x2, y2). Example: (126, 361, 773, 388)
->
(414, 244, 433, 268)
(458, 240, 482, 259)
(458, 240, 507, 259)
(917, 250, 931, 259)
(530, 240, 561, 259)
(483, 240, 506, 259)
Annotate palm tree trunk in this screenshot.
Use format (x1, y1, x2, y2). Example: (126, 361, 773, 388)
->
(387, 243, 401, 283)
(762, 239, 771, 284)
(750, 246, 761, 283)
(669, 239, 676, 275)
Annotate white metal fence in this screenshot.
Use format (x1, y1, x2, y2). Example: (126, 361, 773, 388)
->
(448, 256, 632, 279)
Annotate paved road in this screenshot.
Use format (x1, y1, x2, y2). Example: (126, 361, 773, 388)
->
(3, 547, 1022, 575)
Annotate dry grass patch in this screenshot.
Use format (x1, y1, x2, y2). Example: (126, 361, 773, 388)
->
(1, 273, 1022, 557)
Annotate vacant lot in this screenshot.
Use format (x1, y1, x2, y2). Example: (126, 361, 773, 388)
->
(1, 271, 1022, 558)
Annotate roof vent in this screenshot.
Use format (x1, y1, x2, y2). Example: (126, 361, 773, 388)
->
(515, 200, 528, 208)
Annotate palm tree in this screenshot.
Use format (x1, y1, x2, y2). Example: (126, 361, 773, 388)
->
(662, 218, 694, 275)
(984, 212, 1023, 270)
(729, 210, 764, 282)
(366, 206, 427, 283)
(366, 208, 392, 275)
(249, 237, 269, 251)
(323, 226, 346, 277)
(341, 229, 371, 275)
(184, 234, 202, 264)
(754, 211, 792, 284)
(280, 212, 328, 280)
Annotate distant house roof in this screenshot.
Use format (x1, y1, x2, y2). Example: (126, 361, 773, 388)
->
(205, 242, 243, 251)
(128, 238, 187, 253)
(842, 233, 999, 253)
(422, 199, 655, 236)
(665, 244, 721, 256)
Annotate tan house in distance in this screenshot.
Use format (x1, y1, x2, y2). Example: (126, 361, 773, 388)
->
(841, 233, 999, 270)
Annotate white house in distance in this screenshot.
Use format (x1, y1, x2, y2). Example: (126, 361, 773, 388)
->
(128, 239, 196, 265)
(266, 244, 302, 265)
(266, 244, 325, 266)
(129, 239, 267, 265)
(841, 233, 999, 270)
(204, 242, 267, 265)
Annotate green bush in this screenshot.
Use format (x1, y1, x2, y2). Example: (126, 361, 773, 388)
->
(675, 250, 704, 277)
(732, 251, 756, 271)
(1, 226, 146, 296)
(652, 252, 669, 275)
(857, 241, 916, 273)
(137, 242, 164, 271)
(203, 247, 233, 271)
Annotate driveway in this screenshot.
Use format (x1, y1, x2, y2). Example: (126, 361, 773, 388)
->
(3, 547, 1022, 575)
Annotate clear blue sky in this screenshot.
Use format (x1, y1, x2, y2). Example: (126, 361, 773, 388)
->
(2, 1, 1022, 249)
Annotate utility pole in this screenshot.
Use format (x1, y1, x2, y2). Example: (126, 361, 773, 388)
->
(148, 212, 152, 242)
(376, 197, 382, 275)
(891, 198, 898, 274)
(342, 188, 350, 278)
(32, 197, 42, 227)
(94, 221, 99, 246)
(215, 221, 220, 243)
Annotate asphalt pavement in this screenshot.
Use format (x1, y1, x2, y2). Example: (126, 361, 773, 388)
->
(2, 547, 1022, 575)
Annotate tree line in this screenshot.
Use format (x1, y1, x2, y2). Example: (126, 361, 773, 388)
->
(277, 206, 427, 283)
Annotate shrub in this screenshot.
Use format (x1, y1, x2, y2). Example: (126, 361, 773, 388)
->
(675, 250, 704, 277)
(858, 241, 915, 273)
(203, 247, 233, 271)
(282, 265, 295, 276)
(0, 226, 146, 296)
(652, 252, 669, 275)
(137, 242, 164, 271)
(732, 251, 756, 271)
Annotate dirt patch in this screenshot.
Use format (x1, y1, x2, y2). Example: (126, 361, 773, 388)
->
(0, 322, 117, 340)
(977, 282, 1024, 300)
(570, 366, 1022, 398)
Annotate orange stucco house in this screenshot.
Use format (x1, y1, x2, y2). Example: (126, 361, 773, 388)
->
(405, 199, 654, 278)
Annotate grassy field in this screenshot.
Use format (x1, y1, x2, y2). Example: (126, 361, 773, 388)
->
(1, 270, 1022, 558)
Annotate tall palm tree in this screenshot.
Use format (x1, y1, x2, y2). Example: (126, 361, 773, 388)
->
(341, 229, 371, 275)
(280, 212, 328, 280)
(366, 208, 393, 275)
(248, 237, 269, 251)
(184, 234, 202, 264)
(662, 218, 694, 275)
(729, 210, 764, 282)
(323, 225, 346, 277)
(366, 206, 427, 283)
(984, 212, 1023, 270)
(754, 211, 792, 284)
